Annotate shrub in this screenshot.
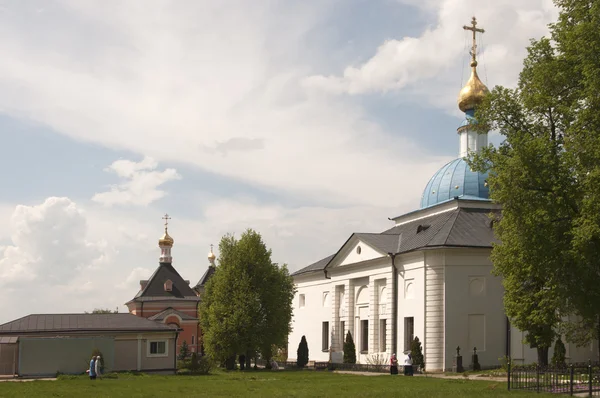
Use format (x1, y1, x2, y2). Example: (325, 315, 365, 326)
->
(343, 331, 356, 364)
(552, 338, 567, 367)
(297, 335, 309, 368)
(498, 355, 510, 371)
(411, 336, 424, 371)
(178, 340, 190, 360)
(196, 356, 213, 375)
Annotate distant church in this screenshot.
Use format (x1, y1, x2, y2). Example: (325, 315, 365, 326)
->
(126, 214, 216, 354)
(287, 17, 595, 370)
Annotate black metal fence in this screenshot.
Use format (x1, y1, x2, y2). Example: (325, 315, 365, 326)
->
(508, 362, 600, 396)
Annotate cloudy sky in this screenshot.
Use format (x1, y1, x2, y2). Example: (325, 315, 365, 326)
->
(0, 0, 558, 323)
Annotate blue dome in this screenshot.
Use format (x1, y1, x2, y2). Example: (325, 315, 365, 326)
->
(420, 158, 490, 208)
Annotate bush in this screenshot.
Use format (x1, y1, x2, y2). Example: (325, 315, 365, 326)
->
(552, 338, 567, 367)
(297, 335, 309, 368)
(178, 340, 190, 360)
(411, 336, 424, 371)
(343, 331, 356, 364)
(177, 353, 212, 375)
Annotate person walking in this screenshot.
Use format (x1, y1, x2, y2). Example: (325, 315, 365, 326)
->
(403, 352, 414, 376)
(390, 353, 398, 375)
(88, 356, 96, 380)
(95, 356, 103, 379)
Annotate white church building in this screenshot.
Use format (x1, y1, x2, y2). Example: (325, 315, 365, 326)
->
(287, 17, 595, 371)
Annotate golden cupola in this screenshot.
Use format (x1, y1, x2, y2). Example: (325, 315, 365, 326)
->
(457, 17, 489, 113)
(158, 214, 174, 263)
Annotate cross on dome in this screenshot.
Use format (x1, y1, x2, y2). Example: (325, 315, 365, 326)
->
(463, 16, 484, 68)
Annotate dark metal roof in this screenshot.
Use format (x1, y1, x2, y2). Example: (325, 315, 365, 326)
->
(292, 207, 497, 276)
(292, 254, 335, 276)
(0, 314, 176, 334)
(194, 265, 216, 290)
(148, 308, 198, 322)
(129, 262, 199, 304)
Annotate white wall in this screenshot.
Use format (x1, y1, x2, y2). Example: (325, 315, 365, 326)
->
(444, 248, 505, 370)
(398, 252, 425, 358)
(288, 273, 333, 363)
(340, 240, 384, 266)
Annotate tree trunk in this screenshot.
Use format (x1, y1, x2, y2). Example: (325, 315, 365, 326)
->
(537, 346, 549, 367)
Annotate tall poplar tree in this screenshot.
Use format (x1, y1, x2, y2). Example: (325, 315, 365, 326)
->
(199, 229, 295, 365)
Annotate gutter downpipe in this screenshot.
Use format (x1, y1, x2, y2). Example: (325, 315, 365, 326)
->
(174, 329, 180, 374)
(389, 252, 398, 356)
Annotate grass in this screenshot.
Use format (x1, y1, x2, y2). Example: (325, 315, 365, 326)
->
(0, 369, 555, 397)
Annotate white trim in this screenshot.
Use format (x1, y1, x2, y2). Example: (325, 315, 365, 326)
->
(147, 339, 169, 358)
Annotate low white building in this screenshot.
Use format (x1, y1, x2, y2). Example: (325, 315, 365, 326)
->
(287, 18, 596, 371)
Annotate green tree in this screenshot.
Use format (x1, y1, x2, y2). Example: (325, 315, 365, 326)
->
(471, 0, 600, 363)
(199, 229, 295, 366)
(343, 331, 356, 364)
(178, 340, 190, 360)
(86, 308, 118, 314)
(296, 335, 309, 368)
(551, 337, 567, 368)
(410, 336, 424, 371)
(470, 35, 577, 368)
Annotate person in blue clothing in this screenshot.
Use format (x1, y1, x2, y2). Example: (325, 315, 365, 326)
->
(89, 356, 97, 380)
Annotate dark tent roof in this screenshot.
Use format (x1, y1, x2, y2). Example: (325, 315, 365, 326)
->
(194, 265, 216, 291)
(291, 207, 497, 276)
(0, 313, 175, 334)
(128, 262, 200, 304)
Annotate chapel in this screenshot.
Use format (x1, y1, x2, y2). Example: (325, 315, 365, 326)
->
(287, 17, 596, 371)
(125, 214, 216, 355)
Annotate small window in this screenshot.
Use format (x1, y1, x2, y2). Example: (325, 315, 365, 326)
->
(149, 340, 168, 357)
(404, 317, 414, 352)
(380, 319, 387, 352)
(361, 320, 369, 353)
(164, 279, 173, 292)
(322, 322, 329, 352)
(322, 292, 330, 307)
(299, 294, 306, 308)
(356, 246, 362, 254)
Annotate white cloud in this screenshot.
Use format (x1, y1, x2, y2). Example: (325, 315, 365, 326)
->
(305, 0, 558, 112)
(0, 197, 107, 285)
(92, 157, 181, 207)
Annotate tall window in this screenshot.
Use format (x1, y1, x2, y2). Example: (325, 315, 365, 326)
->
(191, 336, 195, 345)
(379, 319, 387, 352)
(361, 320, 369, 352)
(299, 294, 305, 308)
(404, 317, 414, 352)
(322, 322, 329, 351)
(340, 321, 345, 340)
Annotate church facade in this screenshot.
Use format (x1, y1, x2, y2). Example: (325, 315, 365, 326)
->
(287, 18, 596, 371)
(126, 215, 216, 355)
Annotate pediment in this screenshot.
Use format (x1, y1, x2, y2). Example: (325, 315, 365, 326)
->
(327, 235, 387, 269)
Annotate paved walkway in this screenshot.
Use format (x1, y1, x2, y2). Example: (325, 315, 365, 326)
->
(333, 370, 507, 383)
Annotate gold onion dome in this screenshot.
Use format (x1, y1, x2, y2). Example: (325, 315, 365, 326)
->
(208, 244, 216, 261)
(159, 229, 174, 247)
(458, 60, 489, 113)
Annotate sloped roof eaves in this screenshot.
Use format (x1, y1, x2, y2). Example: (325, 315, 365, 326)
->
(133, 262, 198, 300)
(148, 308, 198, 321)
(194, 266, 216, 289)
(291, 254, 335, 276)
(0, 314, 176, 334)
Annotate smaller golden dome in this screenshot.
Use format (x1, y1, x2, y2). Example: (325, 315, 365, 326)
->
(159, 229, 174, 247)
(458, 61, 489, 112)
(208, 244, 216, 261)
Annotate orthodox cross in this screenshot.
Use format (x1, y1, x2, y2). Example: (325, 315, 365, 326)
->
(463, 16, 484, 65)
(162, 213, 171, 229)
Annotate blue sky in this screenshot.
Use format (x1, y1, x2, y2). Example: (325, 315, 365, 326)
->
(0, 0, 558, 323)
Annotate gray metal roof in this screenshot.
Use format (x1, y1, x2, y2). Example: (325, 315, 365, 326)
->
(0, 314, 176, 334)
(292, 207, 497, 276)
(128, 262, 199, 304)
(194, 265, 216, 290)
(148, 308, 198, 322)
(0, 336, 18, 344)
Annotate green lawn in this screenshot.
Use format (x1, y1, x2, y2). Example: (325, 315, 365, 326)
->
(0, 370, 554, 397)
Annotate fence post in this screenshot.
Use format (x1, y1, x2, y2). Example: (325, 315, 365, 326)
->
(507, 358, 511, 391)
(589, 360, 592, 397)
(537, 365, 540, 393)
(570, 364, 574, 396)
